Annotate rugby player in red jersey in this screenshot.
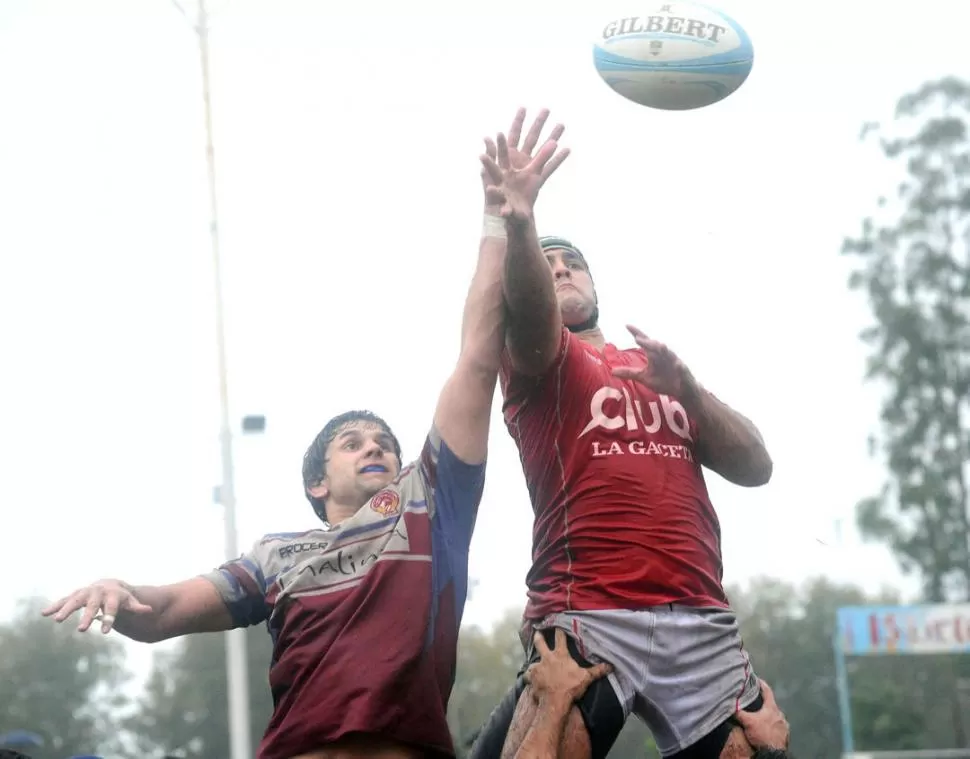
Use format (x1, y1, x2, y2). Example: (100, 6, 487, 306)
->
(39, 133, 571, 759)
(471, 109, 784, 759)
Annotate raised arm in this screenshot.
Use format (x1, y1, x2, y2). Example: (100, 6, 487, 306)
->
(504, 212, 562, 378)
(433, 114, 570, 464)
(496, 109, 567, 378)
(431, 215, 508, 466)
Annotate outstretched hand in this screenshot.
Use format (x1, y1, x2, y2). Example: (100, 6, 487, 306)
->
(480, 108, 570, 221)
(41, 579, 152, 634)
(611, 324, 697, 399)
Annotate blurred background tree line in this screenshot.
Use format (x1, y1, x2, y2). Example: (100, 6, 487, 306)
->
(2, 76, 968, 758)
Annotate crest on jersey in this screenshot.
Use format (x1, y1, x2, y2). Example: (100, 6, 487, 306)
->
(370, 489, 401, 516)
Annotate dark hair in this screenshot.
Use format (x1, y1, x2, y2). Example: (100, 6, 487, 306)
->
(301, 410, 402, 521)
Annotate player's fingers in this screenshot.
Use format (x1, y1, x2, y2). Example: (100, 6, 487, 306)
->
(588, 662, 613, 681)
(551, 627, 569, 652)
(126, 598, 154, 614)
(522, 108, 550, 155)
(533, 630, 551, 658)
(41, 595, 70, 617)
(611, 367, 641, 381)
(77, 589, 105, 632)
(496, 133, 511, 170)
(758, 679, 776, 704)
(548, 123, 565, 142)
(480, 154, 503, 185)
(484, 136, 497, 160)
(52, 592, 88, 622)
(508, 107, 526, 148)
(626, 324, 651, 343)
(528, 140, 558, 174)
(630, 331, 666, 357)
(540, 147, 571, 181)
(484, 186, 506, 206)
(100, 592, 122, 634)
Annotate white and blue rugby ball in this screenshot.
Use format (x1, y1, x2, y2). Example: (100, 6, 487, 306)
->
(593, 3, 754, 110)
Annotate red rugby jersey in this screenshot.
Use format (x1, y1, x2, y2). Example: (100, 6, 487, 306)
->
(500, 328, 728, 620)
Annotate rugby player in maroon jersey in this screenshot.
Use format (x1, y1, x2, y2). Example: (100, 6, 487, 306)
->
(40, 134, 571, 759)
(471, 108, 788, 759)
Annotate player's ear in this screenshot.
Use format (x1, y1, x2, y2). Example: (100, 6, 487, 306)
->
(308, 481, 329, 500)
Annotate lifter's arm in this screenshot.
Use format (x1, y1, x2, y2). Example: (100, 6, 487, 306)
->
(506, 629, 613, 759)
(512, 692, 574, 759)
(41, 576, 233, 643)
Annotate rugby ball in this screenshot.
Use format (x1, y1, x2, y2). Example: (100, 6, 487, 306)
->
(593, 3, 754, 110)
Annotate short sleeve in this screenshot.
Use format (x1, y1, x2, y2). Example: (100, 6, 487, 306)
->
(419, 425, 486, 553)
(499, 327, 572, 410)
(199, 543, 271, 629)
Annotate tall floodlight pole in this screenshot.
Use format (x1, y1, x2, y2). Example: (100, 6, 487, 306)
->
(182, 0, 253, 756)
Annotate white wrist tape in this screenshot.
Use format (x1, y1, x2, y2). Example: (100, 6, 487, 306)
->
(482, 214, 507, 241)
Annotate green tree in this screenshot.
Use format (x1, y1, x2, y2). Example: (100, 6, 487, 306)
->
(732, 576, 970, 755)
(842, 76, 970, 603)
(730, 577, 920, 757)
(449, 609, 525, 751)
(0, 597, 130, 759)
(126, 625, 274, 758)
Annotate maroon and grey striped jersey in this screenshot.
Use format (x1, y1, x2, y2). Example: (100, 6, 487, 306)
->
(202, 427, 484, 759)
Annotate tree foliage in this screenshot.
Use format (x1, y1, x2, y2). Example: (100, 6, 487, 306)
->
(125, 626, 274, 759)
(729, 577, 948, 757)
(0, 597, 129, 759)
(842, 76, 970, 602)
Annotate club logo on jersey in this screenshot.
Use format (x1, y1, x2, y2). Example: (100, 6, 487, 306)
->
(579, 385, 695, 462)
(370, 489, 401, 516)
(580, 386, 692, 440)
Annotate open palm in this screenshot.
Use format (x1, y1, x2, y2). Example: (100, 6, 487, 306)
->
(480, 109, 570, 221)
(480, 108, 564, 198)
(612, 325, 694, 398)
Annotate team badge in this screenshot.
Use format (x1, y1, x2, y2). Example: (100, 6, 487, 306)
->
(370, 489, 400, 516)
